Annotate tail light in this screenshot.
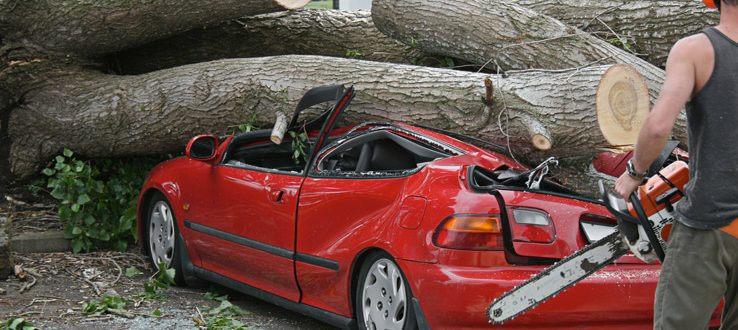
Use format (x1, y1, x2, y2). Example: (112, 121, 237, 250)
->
(509, 208, 555, 244)
(433, 214, 503, 250)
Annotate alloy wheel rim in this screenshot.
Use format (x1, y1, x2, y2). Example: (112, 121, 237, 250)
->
(361, 258, 408, 330)
(149, 201, 175, 269)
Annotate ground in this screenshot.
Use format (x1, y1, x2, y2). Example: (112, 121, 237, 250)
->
(0, 199, 337, 330)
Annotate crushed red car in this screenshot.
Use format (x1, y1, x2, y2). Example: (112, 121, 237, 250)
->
(137, 85, 720, 329)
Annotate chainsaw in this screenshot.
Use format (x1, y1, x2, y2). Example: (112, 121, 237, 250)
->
(488, 142, 687, 324)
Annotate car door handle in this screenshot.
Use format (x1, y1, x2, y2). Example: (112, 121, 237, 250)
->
(270, 190, 284, 203)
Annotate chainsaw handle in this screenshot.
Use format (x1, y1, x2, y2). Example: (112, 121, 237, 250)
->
(599, 180, 638, 224)
(628, 192, 666, 262)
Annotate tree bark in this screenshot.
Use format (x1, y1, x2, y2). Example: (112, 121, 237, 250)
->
(0, 0, 310, 58)
(518, 0, 718, 67)
(8, 56, 646, 193)
(370, 0, 689, 144)
(110, 10, 422, 74)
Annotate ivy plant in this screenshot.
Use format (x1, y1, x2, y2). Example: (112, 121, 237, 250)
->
(288, 130, 309, 165)
(41, 149, 158, 253)
(0, 318, 38, 330)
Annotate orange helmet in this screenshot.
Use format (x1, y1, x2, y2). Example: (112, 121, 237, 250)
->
(704, 0, 720, 9)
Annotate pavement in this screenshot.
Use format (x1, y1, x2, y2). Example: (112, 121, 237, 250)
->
(10, 230, 70, 254)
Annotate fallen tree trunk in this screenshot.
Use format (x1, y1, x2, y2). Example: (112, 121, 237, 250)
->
(0, 0, 310, 58)
(518, 0, 718, 67)
(371, 0, 688, 144)
(7, 56, 647, 197)
(110, 10, 423, 74)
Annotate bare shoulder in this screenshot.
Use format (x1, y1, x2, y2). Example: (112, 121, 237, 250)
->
(669, 33, 712, 63)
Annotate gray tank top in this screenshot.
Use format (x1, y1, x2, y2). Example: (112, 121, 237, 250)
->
(676, 27, 738, 229)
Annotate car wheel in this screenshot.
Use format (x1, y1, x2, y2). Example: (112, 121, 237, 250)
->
(356, 252, 418, 330)
(146, 194, 186, 285)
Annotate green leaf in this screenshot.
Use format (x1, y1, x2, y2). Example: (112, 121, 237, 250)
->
(63, 148, 73, 157)
(150, 309, 162, 317)
(84, 215, 96, 225)
(71, 203, 81, 212)
(72, 227, 82, 235)
(124, 266, 142, 278)
(9, 318, 24, 329)
(42, 168, 55, 176)
(56, 155, 65, 163)
(204, 291, 229, 302)
(71, 240, 84, 253)
(77, 194, 91, 205)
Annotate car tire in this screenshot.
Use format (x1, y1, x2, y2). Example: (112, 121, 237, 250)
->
(145, 193, 187, 285)
(356, 251, 418, 330)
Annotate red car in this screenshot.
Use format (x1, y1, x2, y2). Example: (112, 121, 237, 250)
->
(138, 85, 718, 329)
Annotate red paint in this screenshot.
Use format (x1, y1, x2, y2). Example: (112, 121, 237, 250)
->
(136, 121, 720, 329)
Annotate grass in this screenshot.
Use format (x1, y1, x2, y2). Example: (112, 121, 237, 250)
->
(306, 0, 334, 9)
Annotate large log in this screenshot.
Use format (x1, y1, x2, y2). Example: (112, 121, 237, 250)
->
(7, 56, 647, 196)
(110, 10, 422, 74)
(371, 0, 688, 145)
(0, 0, 310, 58)
(518, 0, 718, 67)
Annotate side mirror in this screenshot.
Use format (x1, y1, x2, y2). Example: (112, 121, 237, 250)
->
(186, 135, 219, 161)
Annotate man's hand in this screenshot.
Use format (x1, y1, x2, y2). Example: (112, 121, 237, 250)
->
(615, 172, 643, 199)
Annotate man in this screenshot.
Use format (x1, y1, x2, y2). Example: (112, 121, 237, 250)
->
(615, 0, 738, 328)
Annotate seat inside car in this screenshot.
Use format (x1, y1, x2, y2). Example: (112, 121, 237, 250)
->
(368, 139, 417, 171)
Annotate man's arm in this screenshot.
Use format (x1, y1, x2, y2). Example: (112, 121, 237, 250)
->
(615, 37, 698, 198)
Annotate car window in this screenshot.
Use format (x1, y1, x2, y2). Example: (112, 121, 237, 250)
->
(315, 129, 454, 177)
(223, 130, 307, 174)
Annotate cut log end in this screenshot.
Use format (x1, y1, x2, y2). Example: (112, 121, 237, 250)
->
(277, 0, 312, 9)
(271, 111, 288, 145)
(532, 134, 552, 151)
(522, 116, 553, 151)
(596, 64, 650, 146)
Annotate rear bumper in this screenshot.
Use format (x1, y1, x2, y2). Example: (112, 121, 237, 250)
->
(398, 259, 690, 329)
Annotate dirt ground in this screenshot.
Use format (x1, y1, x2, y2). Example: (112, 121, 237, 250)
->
(0, 251, 338, 330)
(0, 197, 337, 330)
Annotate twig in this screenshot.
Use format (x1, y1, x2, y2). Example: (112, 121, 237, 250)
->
(83, 278, 101, 296)
(105, 257, 123, 286)
(194, 306, 206, 326)
(59, 309, 75, 318)
(108, 308, 135, 319)
(26, 298, 57, 307)
(499, 33, 580, 50)
(19, 274, 37, 293)
(134, 297, 145, 308)
(504, 55, 615, 75)
(581, 4, 627, 30)
(16, 311, 42, 317)
(492, 60, 524, 168)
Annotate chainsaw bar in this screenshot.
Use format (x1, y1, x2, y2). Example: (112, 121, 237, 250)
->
(487, 231, 627, 324)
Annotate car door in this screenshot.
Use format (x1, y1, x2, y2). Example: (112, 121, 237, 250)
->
(186, 85, 355, 302)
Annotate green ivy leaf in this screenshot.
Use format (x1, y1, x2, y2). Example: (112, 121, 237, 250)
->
(42, 168, 55, 176)
(150, 309, 162, 317)
(124, 266, 142, 278)
(71, 203, 81, 213)
(72, 227, 82, 235)
(71, 240, 84, 253)
(84, 215, 96, 226)
(77, 194, 91, 205)
(63, 148, 73, 157)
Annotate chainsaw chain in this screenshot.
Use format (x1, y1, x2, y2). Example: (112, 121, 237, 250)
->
(487, 231, 627, 324)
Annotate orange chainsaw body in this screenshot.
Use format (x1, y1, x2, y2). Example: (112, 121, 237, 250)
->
(629, 160, 689, 242)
